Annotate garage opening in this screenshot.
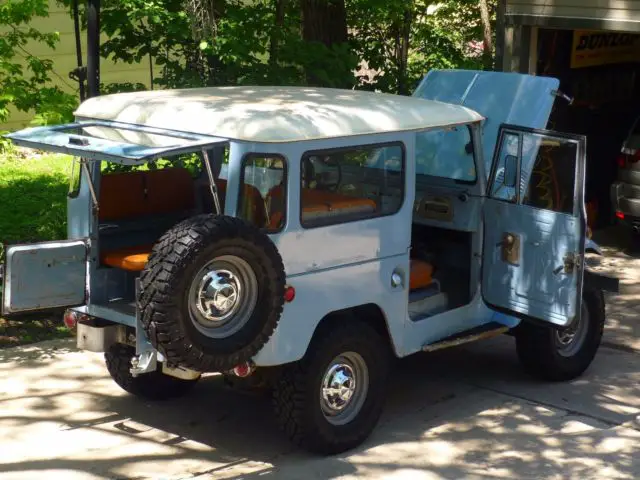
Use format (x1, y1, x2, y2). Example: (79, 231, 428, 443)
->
(535, 28, 640, 230)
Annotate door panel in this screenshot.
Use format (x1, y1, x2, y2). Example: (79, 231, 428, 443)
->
(2, 240, 87, 314)
(483, 125, 586, 327)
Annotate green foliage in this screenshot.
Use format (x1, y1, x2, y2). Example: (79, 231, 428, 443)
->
(0, 152, 71, 245)
(1, 0, 495, 126)
(0, 0, 78, 126)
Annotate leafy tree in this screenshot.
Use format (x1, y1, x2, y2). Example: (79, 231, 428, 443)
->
(0, 0, 77, 125)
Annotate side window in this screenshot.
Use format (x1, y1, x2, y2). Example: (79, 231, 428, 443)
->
(300, 143, 404, 228)
(522, 137, 577, 215)
(490, 129, 580, 215)
(240, 154, 287, 232)
(415, 126, 476, 182)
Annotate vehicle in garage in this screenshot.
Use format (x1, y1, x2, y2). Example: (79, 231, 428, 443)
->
(2, 70, 619, 455)
(611, 115, 640, 236)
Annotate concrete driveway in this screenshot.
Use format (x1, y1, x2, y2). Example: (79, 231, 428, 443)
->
(0, 335, 638, 480)
(1, 226, 638, 480)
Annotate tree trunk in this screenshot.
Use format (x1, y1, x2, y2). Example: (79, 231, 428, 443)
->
(300, 0, 349, 86)
(478, 0, 494, 70)
(396, 5, 412, 95)
(269, 0, 287, 67)
(301, 0, 348, 46)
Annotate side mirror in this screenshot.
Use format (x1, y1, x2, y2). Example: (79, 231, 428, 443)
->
(503, 154, 518, 188)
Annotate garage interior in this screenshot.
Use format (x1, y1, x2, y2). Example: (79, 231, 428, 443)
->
(533, 28, 640, 230)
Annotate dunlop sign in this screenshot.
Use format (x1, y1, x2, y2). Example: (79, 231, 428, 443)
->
(571, 30, 640, 68)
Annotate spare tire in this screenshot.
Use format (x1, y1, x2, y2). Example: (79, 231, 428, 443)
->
(138, 214, 285, 372)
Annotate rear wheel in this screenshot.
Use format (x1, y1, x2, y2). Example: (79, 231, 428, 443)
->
(272, 321, 390, 454)
(105, 344, 199, 400)
(515, 289, 605, 381)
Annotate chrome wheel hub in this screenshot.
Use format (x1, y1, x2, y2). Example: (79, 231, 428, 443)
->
(320, 352, 369, 426)
(555, 303, 589, 357)
(197, 270, 240, 320)
(188, 255, 258, 339)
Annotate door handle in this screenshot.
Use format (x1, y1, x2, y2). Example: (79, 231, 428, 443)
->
(499, 232, 520, 265)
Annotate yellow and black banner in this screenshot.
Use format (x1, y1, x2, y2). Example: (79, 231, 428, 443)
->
(571, 30, 640, 68)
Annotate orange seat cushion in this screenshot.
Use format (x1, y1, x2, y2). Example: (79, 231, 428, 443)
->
(101, 245, 153, 271)
(266, 185, 377, 228)
(409, 259, 434, 291)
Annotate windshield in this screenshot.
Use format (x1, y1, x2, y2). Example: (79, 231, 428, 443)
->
(626, 118, 640, 150)
(415, 125, 476, 183)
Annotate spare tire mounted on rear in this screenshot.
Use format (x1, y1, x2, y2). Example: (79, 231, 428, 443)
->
(138, 214, 285, 372)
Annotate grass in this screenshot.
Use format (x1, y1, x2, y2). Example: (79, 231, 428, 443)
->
(0, 315, 71, 348)
(0, 149, 73, 348)
(0, 151, 72, 247)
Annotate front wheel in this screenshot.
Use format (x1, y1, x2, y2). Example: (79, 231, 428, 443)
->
(272, 321, 390, 454)
(515, 289, 605, 381)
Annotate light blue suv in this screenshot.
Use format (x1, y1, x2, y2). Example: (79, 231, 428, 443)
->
(2, 70, 618, 454)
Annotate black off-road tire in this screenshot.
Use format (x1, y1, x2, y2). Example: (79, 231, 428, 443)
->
(105, 344, 199, 400)
(139, 214, 285, 373)
(515, 289, 605, 381)
(272, 321, 390, 454)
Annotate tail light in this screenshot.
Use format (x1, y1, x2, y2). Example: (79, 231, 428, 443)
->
(63, 309, 79, 329)
(616, 211, 625, 220)
(283, 285, 296, 303)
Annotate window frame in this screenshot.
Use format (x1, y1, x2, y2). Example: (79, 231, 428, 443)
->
(414, 124, 478, 185)
(238, 152, 288, 233)
(299, 140, 406, 230)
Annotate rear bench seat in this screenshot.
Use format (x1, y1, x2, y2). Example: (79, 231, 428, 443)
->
(99, 168, 195, 270)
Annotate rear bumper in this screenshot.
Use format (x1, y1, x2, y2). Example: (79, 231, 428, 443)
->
(610, 182, 640, 229)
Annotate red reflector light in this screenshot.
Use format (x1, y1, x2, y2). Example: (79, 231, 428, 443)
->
(617, 155, 626, 167)
(232, 361, 254, 378)
(616, 211, 625, 220)
(63, 310, 78, 329)
(283, 285, 296, 303)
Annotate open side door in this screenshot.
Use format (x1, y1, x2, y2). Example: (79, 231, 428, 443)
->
(482, 124, 587, 327)
(2, 240, 88, 314)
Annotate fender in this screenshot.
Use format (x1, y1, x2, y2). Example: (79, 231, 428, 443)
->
(585, 238, 603, 256)
(583, 238, 619, 293)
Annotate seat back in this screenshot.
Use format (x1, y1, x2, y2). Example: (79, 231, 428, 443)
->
(99, 168, 195, 222)
(200, 179, 268, 228)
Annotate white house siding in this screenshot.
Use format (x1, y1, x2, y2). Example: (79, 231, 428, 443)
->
(1, 0, 158, 131)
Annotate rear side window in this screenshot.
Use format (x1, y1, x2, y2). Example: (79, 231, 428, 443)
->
(240, 154, 287, 232)
(300, 143, 404, 228)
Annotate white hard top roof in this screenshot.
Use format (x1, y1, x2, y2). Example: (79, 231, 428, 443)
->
(74, 86, 483, 143)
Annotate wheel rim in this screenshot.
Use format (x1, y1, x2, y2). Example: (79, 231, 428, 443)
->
(555, 303, 589, 357)
(188, 255, 258, 339)
(320, 352, 369, 426)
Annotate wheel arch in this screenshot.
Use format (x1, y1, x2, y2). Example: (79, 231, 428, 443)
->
(304, 303, 400, 359)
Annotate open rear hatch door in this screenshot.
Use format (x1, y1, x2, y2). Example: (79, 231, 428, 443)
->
(413, 69, 561, 177)
(4, 120, 227, 164)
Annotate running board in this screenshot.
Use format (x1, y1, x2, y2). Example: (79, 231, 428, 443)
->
(422, 322, 510, 353)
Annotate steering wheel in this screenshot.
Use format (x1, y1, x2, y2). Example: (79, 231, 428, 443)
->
(316, 155, 342, 192)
